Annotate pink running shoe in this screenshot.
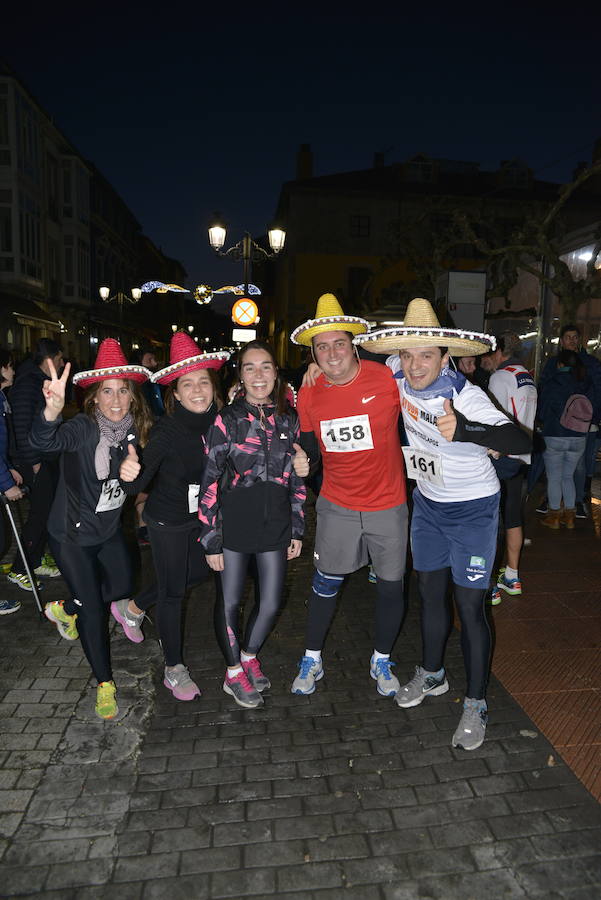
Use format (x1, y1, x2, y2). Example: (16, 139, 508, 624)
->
(241, 657, 271, 692)
(223, 670, 264, 708)
(163, 664, 201, 701)
(110, 599, 145, 643)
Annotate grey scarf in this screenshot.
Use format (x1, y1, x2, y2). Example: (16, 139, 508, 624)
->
(94, 408, 134, 480)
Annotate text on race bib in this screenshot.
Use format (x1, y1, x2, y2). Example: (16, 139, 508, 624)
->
(320, 414, 374, 453)
(95, 479, 126, 513)
(402, 446, 445, 486)
(188, 483, 200, 514)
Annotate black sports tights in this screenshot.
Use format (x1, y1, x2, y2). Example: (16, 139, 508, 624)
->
(305, 574, 405, 654)
(418, 567, 490, 699)
(134, 525, 212, 667)
(49, 531, 133, 684)
(215, 548, 287, 667)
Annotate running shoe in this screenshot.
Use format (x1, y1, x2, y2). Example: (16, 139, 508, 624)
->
(291, 656, 324, 695)
(496, 568, 522, 596)
(575, 502, 589, 519)
(452, 698, 488, 750)
(241, 657, 271, 692)
(34, 553, 60, 577)
(110, 599, 145, 643)
(0, 596, 21, 615)
(395, 665, 449, 708)
(223, 670, 264, 708)
(96, 681, 118, 719)
(489, 586, 502, 606)
(370, 656, 400, 696)
(535, 499, 548, 514)
(164, 664, 201, 701)
(7, 571, 42, 592)
(0, 562, 11, 574)
(33, 562, 60, 577)
(368, 565, 377, 584)
(44, 601, 78, 640)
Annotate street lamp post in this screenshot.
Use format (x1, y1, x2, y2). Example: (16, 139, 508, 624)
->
(208, 219, 285, 297)
(98, 286, 142, 345)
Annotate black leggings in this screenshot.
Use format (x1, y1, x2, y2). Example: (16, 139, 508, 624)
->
(49, 530, 133, 684)
(418, 567, 490, 699)
(215, 548, 287, 667)
(305, 574, 406, 655)
(13, 460, 58, 574)
(134, 525, 212, 667)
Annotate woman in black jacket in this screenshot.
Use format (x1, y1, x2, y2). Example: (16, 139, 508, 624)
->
(117, 332, 230, 701)
(32, 339, 153, 719)
(199, 340, 306, 709)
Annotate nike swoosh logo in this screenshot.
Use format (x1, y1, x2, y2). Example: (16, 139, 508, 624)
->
(362, 396, 376, 404)
(467, 574, 484, 581)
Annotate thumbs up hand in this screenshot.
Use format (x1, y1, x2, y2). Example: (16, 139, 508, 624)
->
(119, 443, 141, 482)
(436, 398, 457, 442)
(292, 442, 310, 477)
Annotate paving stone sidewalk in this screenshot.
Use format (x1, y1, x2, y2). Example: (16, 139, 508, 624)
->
(0, 504, 600, 899)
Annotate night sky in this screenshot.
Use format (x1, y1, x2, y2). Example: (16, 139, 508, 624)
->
(3, 2, 600, 296)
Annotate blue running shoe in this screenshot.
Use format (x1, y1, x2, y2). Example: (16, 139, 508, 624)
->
(496, 568, 522, 596)
(370, 656, 400, 696)
(291, 656, 324, 695)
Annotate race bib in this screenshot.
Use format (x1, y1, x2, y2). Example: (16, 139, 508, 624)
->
(188, 483, 200, 514)
(95, 479, 126, 513)
(402, 446, 444, 486)
(320, 414, 373, 453)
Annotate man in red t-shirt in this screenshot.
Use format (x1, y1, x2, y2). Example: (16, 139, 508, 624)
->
(289, 294, 408, 698)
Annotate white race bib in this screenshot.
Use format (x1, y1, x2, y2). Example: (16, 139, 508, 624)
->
(188, 483, 200, 514)
(402, 446, 444, 486)
(320, 414, 374, 453)
(95, 479, 126, 513)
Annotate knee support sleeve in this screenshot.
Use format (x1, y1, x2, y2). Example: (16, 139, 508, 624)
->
(312, 569, 344, 598)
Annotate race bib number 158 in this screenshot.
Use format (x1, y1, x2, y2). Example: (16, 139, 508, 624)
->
(320, 414, 374, 453)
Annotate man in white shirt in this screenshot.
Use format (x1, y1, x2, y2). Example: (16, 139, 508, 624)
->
(356, 299, 530, 751)
(480, 334, 537, 604)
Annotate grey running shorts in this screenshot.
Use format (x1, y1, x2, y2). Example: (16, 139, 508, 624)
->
(313, 495, 408, 581)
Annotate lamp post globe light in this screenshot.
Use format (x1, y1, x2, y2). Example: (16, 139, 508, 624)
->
(98, 286, 142, 345)
(207, 216, 286, 298)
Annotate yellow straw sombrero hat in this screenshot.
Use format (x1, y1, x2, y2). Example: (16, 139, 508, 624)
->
(354, 298, 496, 357)
(290, 293, 369, 346)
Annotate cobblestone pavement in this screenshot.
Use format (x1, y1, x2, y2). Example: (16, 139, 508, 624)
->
(0, 502, 600, 898)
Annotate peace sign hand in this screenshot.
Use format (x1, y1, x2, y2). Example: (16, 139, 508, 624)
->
(42, 359, 71, 422)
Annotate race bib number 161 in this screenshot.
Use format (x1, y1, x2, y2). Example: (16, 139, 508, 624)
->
(320, 414, 374, 453)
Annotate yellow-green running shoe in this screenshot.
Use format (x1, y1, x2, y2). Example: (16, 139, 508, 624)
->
(96, 681, 118, 719)
(44, 601, 78, 640)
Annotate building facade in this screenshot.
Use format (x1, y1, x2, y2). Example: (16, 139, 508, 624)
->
(0, 64, 186, 367)
(266, 145, 600, 365)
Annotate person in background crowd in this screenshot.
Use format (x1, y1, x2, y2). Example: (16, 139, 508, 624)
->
(6, 339, 63, 591)
(480, 333, 537, 605)
(0, 349, 24, 615)
(538, 324, 601, 519)
(33, 339, 153, 719)
(117, 333, 229, 702)
(129, 347, 164, 544)
(199, 340, 305, 709)
(538, 348, 594, 530)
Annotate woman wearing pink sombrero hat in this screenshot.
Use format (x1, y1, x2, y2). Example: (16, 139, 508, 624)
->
(116, 332, 230, 702)
(30, 338, 153, 720)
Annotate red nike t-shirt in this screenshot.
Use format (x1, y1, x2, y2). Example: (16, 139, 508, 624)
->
(297, 360, 406, 511)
